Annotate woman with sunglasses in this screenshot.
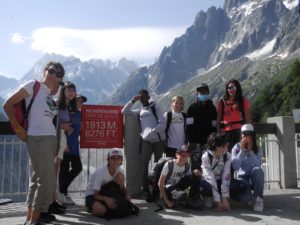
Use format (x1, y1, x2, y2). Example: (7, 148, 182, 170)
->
(57, 82, 82, 206)
(217, 79, 251, 152)
(231, 124, 264, 212)
(3, 61, 64, 225)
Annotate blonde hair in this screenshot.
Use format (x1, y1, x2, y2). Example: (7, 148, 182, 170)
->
(171, 96, 184, 111)
(171, 95, 184, 103)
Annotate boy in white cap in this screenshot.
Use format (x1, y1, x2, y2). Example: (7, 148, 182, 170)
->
(85, 149, 131, 217)
(231, 124, 264, 212)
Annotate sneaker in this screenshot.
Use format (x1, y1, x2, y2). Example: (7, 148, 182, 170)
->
(48, 201, 65, 214)
(34, 219, 53, 225)
(64, 194, 75, 205)
(56, 191, 65, 204)
(55, 200, 66, 210)
(40, 212, 56, 223)
(253, 197, 264, 212)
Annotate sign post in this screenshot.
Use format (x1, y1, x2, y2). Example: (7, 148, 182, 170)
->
(80, 105, 124, 148)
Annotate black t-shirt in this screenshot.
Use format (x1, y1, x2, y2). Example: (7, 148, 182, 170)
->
(186, 100, 217, 145)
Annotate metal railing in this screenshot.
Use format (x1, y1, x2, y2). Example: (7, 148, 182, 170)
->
(1, 121, 299, 199)
(0, 134, 126, 198)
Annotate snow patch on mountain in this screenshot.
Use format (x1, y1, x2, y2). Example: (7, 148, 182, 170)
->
(246, 38, 276, 60)
(282, 0, 298, 10)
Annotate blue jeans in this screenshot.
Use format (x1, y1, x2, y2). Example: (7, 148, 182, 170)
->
(231, 167, 264, 203)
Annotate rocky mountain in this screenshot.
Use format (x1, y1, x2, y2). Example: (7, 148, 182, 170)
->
(111, 0, 300, 107)
(0, 54, 138, 105)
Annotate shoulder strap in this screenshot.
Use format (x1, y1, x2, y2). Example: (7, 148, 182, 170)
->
(165, 111, 172, 136)
(240, 98, 246, 123)
(183, 162, 190, 174)
(25, 80, 41, 118)
(221, 98, 226, 122)
(150, 105, 158, 122)
(223, 152, 228, 162)
(165, 159, 174, 182)
(181, 112, 186, 126)
(207, 151, 219, 170)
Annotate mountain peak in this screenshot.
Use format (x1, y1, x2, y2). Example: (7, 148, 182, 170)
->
(224, 0, 249, 13)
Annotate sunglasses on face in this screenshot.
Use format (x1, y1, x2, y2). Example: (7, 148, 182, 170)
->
(227, 86, 237, 90)
(47, 68, 63, 78)
(65, 88, 76, 92)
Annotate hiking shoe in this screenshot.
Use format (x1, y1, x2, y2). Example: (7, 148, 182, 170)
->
(56, 191, 65, 204)
(64, 194, 75, 205)
(144, 191, 155, 202)
(48, 201, 65, 214)
(40, 212, 56, 223)
(253, 197, 264, 212)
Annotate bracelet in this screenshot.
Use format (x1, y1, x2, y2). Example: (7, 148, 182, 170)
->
(15, 126, 25, 134)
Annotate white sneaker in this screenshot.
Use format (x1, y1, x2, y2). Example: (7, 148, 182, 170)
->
(56, 191, 65, 205)
(253, 197, 264, 212)
(64, 194, 75, 205)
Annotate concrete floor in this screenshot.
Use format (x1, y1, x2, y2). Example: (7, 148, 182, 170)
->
(1, 189, 300, 225)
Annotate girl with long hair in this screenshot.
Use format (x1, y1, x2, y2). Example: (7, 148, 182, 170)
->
(217, 79, 251, 152)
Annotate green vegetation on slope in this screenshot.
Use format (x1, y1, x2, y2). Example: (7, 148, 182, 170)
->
(252, 59, 300, 122)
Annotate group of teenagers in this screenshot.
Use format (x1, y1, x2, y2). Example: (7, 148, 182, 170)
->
(118, 81, 264, 214)
(3, 61, 88, 225)
(2, 60, 264, 224)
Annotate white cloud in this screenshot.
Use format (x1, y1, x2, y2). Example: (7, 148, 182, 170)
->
(11, 33, 25, 44)
(31, 27, 186, 63)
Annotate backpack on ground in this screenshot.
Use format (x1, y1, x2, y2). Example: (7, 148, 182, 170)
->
(11, 80, 41, 133)
(99, 181, 139, 219)
(147, 157, 189, 202)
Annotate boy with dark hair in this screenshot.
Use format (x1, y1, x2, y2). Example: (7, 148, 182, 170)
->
(158, 144, 192, 208)
(122, 89, 166, 201)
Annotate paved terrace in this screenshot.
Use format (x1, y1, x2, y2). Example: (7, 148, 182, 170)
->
(1, 189, 300, 225)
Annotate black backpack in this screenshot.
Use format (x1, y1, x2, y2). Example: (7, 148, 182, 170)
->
(99, 181, 139, 219)
(147, 157, 190, 202)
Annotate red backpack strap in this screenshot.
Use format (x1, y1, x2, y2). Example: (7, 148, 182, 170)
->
(25, 80, 41, 118)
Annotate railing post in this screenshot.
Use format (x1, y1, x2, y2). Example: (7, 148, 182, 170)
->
(123, 114, 143, 197)
(267, 116, 298, 188)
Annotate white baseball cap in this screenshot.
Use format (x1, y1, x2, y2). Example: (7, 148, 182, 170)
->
(108, 149, 123, 158)
(241, 124, 254, 132)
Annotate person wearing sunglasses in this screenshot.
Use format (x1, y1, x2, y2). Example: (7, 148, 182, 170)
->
(3, 61, 65, 225)
(217, 79, 251, 152)
(231, 124, 264, 212)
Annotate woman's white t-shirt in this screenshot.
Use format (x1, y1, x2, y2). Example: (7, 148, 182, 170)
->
(20, 80, 57, 136)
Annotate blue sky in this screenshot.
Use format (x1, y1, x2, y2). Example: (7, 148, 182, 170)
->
(0, 0, 223, 79)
